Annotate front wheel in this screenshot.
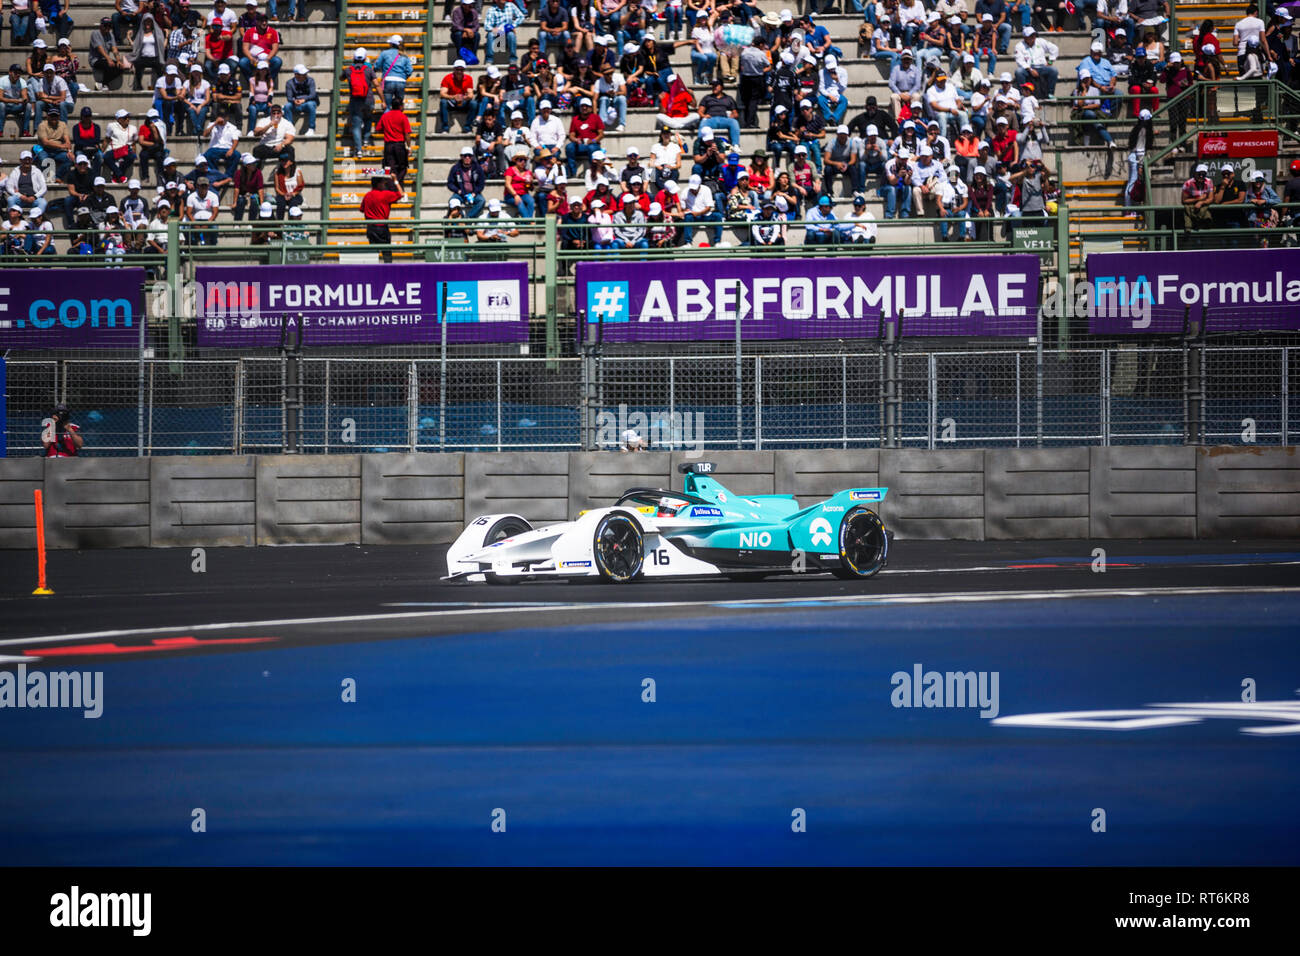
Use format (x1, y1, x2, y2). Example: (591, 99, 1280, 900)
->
(832, 507, 888, 579)
(593, 510, 644, 583)
(483, 516, 532, 585)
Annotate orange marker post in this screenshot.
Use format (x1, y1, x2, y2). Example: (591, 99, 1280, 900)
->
(32, 488, 54, 596)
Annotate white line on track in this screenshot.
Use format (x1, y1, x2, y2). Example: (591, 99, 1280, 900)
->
(5, 585, 1299, 647)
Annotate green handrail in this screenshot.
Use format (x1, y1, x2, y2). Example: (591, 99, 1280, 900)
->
(412, 3, 435, 225)
(322, 0, 349, 237)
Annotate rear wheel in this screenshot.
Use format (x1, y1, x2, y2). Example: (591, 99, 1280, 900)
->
(593, 511, 644, 583)
(482, 516, 532, 585)
(832, 507, 888, 579)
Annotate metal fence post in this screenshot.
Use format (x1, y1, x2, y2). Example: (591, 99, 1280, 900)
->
(755, 356, 762, 451)
(235, 358, 245, 454)
(668, 357, 675, 451)
(1185, 305, 1204, 445)
(1101, 348, 1111, 446)
(408, 360, 418, 452)
(580, 311, 596, 450)
(439, 284, 448, 451)
(320, 358, 328, 454)
(927, 352, 937, 450)
(883, 310, 898, 448)
(544, 215, 559, 361)
(496, 359, 503, 453)
(841, 353, 848, 450)
(136, 292, 146, 457)
(1283, 346, 1290, 446)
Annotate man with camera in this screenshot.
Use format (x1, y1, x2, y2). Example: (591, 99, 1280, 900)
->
(361, 171, 404, 262)
(42, 403, 83, 457)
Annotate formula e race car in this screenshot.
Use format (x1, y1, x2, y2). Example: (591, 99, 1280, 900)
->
(444, 462, 889, 583)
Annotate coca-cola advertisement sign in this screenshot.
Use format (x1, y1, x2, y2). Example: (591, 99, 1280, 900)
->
(1197, 131, 1279, 158)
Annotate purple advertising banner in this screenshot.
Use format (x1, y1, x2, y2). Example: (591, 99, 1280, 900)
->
(0, 268, 147, 349)
(194, 262, 530, 346)
(1087, 248, 1300, 333)
(576, 255, 1042, 340)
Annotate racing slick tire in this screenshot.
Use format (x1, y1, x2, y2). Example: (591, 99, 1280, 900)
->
(831, 507, 888, 579)
(593, 510, 645, 583)
(482, 516, 533, 585)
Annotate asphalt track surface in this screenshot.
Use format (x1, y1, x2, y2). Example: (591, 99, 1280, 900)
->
(1, 539, 1298, 865)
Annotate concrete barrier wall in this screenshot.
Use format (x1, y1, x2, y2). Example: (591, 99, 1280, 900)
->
(0, 459, 42, 549)
(0, 447, 1295, 548)
(151, 456, 257, 548)
(361, 453, 464, 545)
(1196, 446, 1300, 539)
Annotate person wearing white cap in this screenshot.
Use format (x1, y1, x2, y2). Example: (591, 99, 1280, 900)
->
(816, 54, 849, 127)
(145, 197, 172, 255)
(1073, 72, 1114, 148)
(680, 171, 722, 245)
(823, 124, 857, 199)
(447, 145, 486, 218)
(1163, 50, 1194, 148)
(1244, 167, 1280, 230)
(484, 0, 525, 64)
(564, 96, 604, 178)
(610, 190, 648, 249)
(374, 32, 413, 109)
(476, 195, 520, 243)
(283, 64, 318, 136)
(102, 109, 140, 184)
(1013, 23, 1059, 98)
(180, 64, 214, 139)
(6, 150, 48, 216)
(437, 58, 476, 134)
(1075, 38, 1116, 95)
(1182, 162, 1213, 230)
(1121, 106, 1154, 211)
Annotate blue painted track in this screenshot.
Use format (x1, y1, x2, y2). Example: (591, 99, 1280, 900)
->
(2, 592, 1297, 865)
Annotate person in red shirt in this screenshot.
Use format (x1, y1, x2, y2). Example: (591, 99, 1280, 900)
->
(583, 177, 619, 214)
(991, 117, 1018, 167)
(240, 14, 283, 82)
(204, 20, 236, 83)
(376, 95, 412, 185)
(564, 96, 604, 177)
(361, 173, 404, 262)
(438, 60, 476, 133)
(623, 175, 651, 213)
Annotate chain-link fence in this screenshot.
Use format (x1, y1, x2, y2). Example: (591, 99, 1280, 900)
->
(3, 342, 1294, 455)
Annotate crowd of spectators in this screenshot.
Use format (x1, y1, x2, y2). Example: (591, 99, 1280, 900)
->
(0, 0, 323, 257)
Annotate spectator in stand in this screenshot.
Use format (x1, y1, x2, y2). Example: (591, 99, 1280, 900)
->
(564, 96, 604, 177)
(210, 0, 238, 31)
(7, 150, 48, 214)
(1161, 51, 1192, 149)
(499, 109, 533, 166)
(792, 98, 826, 172)
(822, 125, 859, 198)
(698, 78, 741, 147)
(1233, 4, 1265, 65)
(2, 206, 30, 257)
(35, 64, 71, 122)
(203, 17, 236, 83)
(212, 62, 244, 128)
(803, 194, 837, 244)
(131, 13, 166, 90)
(182, 64, 212, 136)
(485, 0, 526, 64)
(202, 108, 241, 180)
(817, 53, 849, 127)
(748, 195, 784, 246)
(0, 64, 30, 137)
(241, 12, 283, 82)
(343, 49, 375, 152)
(477, 196, 520, 241)
(611, 192, 647, 248)
(1014, 27, 1058, 99)
(251, 101, 294, 164)
(184, 173, 220, 242)
(681, 173, 721, 244)
(270, 0, 306, 24)
(121, 178, 149, 227)
(138, 109, 167, 183)
(38, 0, 74, 43)
(361, 175, 407, 255)
(1244, 170, 1278, 230)
(1180, 162, 1211, 230)
(145, 198, 171, 254)
(33, 107, 73, 180)
(154, 64, 185, 134)
(59, 153, 93, 225)
(502, 149, 535, 219)
(90, 16, 128, 91)
(25, 206, 54, 255)
(844, 193, 878, 244)
(377, 94, 411, 185)
(447, 145, 486, 218)
(452, 0, 481, 63)
(656, 73, 699, 131)
(1211, 165, 1245, 234)
(539, 0, 570, 57)
(638, 33, 692, 97)
(272, 153, 303, 218)
(246, 59, 275, 132)
(375, 33, 412, 110)
(230, 151, 263, 218)
(737, 35, 769, 129)
(596, 64, 627, 132)
(282, 65, 316, 136)
(166, 18, 203, 65)
(10, 0, 36, 48)
(889, 49, 921, 120)
(50, 37, 78, 102)
(560, 194, 589, 252)
(438, 58, 475, 133)
(879, 145, 912, 218)
(102, 108, 138, 183)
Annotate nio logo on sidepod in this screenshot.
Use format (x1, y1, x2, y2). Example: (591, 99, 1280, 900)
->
(809, 518, 833, 547)
(739, 531, 771, 548)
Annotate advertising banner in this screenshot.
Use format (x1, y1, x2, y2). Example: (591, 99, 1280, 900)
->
(1197, 130, 1279, 159)
(576, 255, 1042, 341)
(1087, 248, 1300, 333)
(0, 268, 147, 349)
(194, 262, 529, 346)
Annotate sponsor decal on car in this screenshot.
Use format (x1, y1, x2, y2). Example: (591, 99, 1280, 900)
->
(560, 560, 592, 569)
(689, 506, 724, 518)
(849, 490, 882, 501)
(822, 505, 844, 512)
(809, 517, 834, 547)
